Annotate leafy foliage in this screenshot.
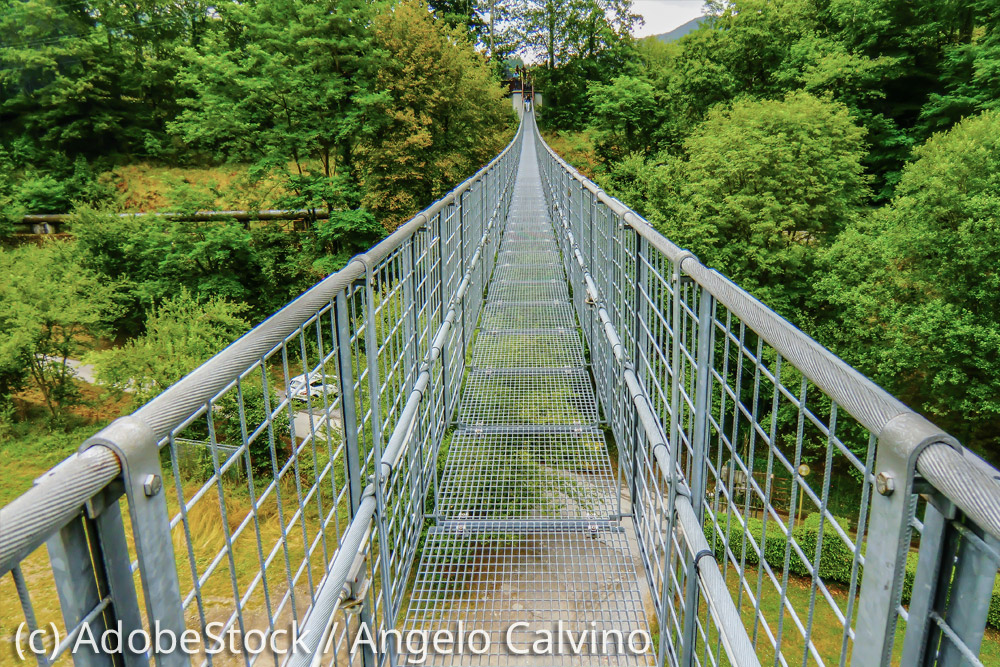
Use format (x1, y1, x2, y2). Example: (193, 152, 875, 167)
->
(552, 0, 1000, 463)
(611, 93, 868, 320)
(818, 110, 1000, 454)
(586, 75, 658, 161)
(169, 0, 384, 218)
(92, 290, 248, 405)
(0, 242, 119, 419)
(71, 207, 319, 333)
(358, 0, 513, 230)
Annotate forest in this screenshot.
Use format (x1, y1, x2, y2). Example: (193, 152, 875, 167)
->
(0, 0, 523, 463)
(1, 0, 998, 477)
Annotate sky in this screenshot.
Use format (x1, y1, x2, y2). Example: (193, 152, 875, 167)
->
(631, 0, 707, 38)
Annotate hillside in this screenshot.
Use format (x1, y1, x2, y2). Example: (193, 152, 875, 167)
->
(653, 16, 705, 42)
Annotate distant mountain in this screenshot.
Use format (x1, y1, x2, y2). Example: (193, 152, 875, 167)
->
(653, 16, 706, 43)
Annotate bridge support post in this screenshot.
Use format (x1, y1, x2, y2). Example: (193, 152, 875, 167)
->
(81, 417, 187, 667)
(456, 192, 467, 387)
(680, 284, 715, 666)
(626, 230, 646, 511)
(362, 264, 399, 667)
(334, 289, 377, 667)
(852, 414, 959, 666)
(47, 491, 147, 667)
(901, 497, 1000, 666)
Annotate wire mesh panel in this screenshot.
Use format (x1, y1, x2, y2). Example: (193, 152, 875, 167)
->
(488, 280, 569, 303)
(470, 331, 585, 368)
(458, 370, 599, 427)
(492, 263, 565, 282)
(402, 527, 654, 667)
(437, 429, 618, 522)
(479, 302, 577, 331)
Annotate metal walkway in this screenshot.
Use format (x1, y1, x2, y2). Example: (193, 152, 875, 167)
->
(403, 134, 651, 665)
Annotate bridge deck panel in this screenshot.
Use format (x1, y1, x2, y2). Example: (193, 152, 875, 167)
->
(403, 527, 652, 666)
(479, 303, 576, 331)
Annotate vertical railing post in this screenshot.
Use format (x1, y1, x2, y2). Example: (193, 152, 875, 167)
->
(680, 285, 715, 666)
(362, 265, 398, 667)
(403, 232, 418, 394)
(457, 192, 467, 358)
(48, 496, 147, 667)
(853, 416, 958, 666)
(629, 231, 646, 501)
(435, 210, 452, 421)
(82, 418, 187, 667)
(903, 499, 999, 666)
(656, 253, 692, 667)
(936, 524, 999, 664)
(333, 288, 377, 667)
(901, 502, 952, 665)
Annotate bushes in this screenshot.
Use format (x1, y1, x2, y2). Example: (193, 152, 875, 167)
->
(703, 511, 855, 580)
(705, 511, 1000, 629)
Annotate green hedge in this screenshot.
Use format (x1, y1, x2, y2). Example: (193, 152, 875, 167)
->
(704, 511, 1000, 629)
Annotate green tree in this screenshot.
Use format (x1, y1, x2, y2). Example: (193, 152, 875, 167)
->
(92, 290, 248, 406)
(519, 0, 640, 68)
(650, 92, 869, 320)
(514, 0, 641, 130)
(918, 0, 1000, 134)
(818, 110, 1000, 458)
(0, 242, 120, 420)
(358, 0, 513, 230)
(72, 207, 319, 333)
(170, 0, 386, 220)
(587, 74, 659, 161)
(0, 0, 201, 159)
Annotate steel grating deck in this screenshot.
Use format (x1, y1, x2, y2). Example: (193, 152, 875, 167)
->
(404, 528, 649, 666)
(436, 429, 618, 522)
(458, 370, 598, 426)
(403, 131, 651, 666)
(470, 331, 584, 368)
(479, 302, 577, 331)
(488, 280, 569, 302)
(492, 264, 565, 282)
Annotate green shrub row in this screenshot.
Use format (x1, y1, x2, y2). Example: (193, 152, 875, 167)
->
(704, 511, 1000, 629)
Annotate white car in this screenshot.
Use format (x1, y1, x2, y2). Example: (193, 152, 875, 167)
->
(288, 372, 339, 403)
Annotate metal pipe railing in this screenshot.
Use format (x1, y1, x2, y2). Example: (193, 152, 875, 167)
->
(21, 210, 332, 225)
(533, 116, 760, 666)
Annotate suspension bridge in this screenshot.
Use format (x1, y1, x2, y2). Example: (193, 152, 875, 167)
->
(2, 113, 1000, 667)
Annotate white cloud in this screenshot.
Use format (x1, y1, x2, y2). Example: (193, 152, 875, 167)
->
(631, 0, 707, 38)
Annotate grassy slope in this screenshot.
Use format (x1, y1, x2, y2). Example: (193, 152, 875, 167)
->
(540, 129, 603, 182)
(99, 163, 291, 212)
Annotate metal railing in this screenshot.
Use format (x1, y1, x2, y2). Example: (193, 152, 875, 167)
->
(533, 113, 1000, 666)
(0, 120, 522, 667)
